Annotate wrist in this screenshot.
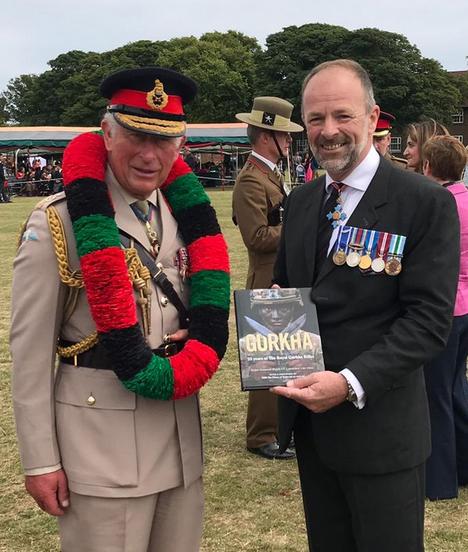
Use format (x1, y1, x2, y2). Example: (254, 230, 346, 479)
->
(343, 376, 357, 402)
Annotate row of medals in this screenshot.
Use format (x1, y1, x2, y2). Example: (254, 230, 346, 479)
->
(332, 242, 402, 276)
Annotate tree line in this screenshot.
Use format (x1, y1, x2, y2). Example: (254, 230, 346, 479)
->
(1, 24, 467, 130)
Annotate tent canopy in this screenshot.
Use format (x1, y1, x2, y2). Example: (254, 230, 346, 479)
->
(0, 123, 249, 151)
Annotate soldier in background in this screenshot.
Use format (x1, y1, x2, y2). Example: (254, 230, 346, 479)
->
(373, 111, 407, 169)
(233, 96, 303, 460)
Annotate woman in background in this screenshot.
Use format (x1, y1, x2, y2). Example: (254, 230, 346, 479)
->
(422, 135, 468, 500)
(404, 119, 449, 173)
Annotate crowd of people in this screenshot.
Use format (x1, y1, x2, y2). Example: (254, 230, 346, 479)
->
(7, 59, 468, 552)
(0, 157, 64, 202)
(14, 159, 63, 196)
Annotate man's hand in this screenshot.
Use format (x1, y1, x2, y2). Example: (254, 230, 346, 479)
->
(165, 329, 188, 342)
(25, 469, 69, 516)
(271, 371, 348, 413)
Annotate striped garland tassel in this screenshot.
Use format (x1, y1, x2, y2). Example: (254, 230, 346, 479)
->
(62, 132, 230, 400)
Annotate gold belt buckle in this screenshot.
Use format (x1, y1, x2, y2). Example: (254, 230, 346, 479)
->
(163, 343, 178, 357)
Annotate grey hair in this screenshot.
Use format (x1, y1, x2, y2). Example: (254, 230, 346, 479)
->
(101, 111, 119, 132)
(302, 59, 376, 115)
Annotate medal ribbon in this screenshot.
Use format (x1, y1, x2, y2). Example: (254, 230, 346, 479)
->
(396, 235, 406, 256)
(369, 230, 379, 258)
(387, 233, 397, 257)
(348, 227, 359, 251)
(336, 225, 352, 253)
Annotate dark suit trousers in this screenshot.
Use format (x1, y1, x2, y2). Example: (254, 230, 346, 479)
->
(424, 313, 468, 500)
(294, 407, 425, 552)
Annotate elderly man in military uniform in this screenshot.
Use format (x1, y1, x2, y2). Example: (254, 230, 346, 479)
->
(10, 67, 229, 552)
(232, 97, 303, 459)
(373, 110, 407, 168)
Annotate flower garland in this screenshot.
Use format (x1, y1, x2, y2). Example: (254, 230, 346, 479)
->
(62, 132, 230, 400)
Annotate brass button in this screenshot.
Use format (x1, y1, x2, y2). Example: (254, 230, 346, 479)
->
(86, 393, 96, 406)
(161, 295, 169, 307)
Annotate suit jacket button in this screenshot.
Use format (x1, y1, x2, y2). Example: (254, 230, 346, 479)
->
(86, 393, 96, 406)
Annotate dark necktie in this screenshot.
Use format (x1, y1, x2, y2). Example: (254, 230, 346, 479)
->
(314, 182, 345, 279)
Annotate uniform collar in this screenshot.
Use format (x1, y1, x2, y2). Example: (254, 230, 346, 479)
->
(251, 150, 278, 172)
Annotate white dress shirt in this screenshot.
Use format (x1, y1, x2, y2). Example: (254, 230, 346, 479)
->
(322, 146, 380, 409)
(324, 146, 380, 255)
(251, 150, 277, 172)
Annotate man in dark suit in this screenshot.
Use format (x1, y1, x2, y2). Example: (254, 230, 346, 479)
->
(271, 59, 460, 552)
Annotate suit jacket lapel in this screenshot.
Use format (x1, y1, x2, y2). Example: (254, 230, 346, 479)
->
(314, 158, 391, 286)
(345, 158, 390, 230)
(303, 177, 325, 282)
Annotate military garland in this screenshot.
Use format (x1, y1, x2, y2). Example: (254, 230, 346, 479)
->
(62, 132, 230, 400)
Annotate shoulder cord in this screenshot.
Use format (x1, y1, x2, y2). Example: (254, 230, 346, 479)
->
(46, 206, 151, 358)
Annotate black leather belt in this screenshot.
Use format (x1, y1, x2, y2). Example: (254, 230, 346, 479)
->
(59, 340, 184, 369)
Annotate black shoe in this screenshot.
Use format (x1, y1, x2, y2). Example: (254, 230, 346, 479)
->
(247, 442, 296, 460)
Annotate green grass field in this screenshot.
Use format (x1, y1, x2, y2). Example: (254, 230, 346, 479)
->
(1, 193, 467, 551)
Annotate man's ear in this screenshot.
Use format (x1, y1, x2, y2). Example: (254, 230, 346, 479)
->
(369, 105, 380, 134)
(422, 159, 431, 177)
(101, 119, 112, 152)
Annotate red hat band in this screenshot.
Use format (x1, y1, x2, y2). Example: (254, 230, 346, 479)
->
(109, 88, 185, 118)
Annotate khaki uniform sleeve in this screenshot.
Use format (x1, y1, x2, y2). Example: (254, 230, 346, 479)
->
(232, 175, 282, 254)
(10, 206, 66, 471)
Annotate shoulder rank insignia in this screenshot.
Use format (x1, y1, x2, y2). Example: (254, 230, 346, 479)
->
(146, 79, 169, 111)
(22, 229, 39, 242)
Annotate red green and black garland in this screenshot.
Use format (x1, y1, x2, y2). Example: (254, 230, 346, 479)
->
(62, 132, 230, 400)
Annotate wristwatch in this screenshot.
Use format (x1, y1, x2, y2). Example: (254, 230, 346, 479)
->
(346, 379, 357, 403)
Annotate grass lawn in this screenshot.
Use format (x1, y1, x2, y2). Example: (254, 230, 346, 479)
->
(1, 193, 467, 551)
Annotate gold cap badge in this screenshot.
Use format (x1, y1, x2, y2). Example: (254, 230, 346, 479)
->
(146, 79, 169, 111)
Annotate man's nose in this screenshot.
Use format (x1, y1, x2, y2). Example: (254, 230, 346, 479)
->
(139, 141, 159, 161)
(321, 116, 339, 139)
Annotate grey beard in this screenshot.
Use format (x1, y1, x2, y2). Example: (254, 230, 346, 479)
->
(312, 141, 366, 177)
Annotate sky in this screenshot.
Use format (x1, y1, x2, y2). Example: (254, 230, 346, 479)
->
(2, 0, 466, 92)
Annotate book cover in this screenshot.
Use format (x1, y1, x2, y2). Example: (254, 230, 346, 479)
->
(234, 288, 324, 391)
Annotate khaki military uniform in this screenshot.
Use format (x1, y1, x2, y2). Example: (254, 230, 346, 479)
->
(11, 169, 203, 552)
(385, 151, 408, 169)
(232, 155, 285, 448)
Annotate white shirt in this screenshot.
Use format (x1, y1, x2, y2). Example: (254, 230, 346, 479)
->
(251, 151, 278, 172)
(324, 147, 380, 255)
(322, 147, 381, 409)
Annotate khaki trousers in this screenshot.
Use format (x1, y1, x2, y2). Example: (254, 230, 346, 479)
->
(58, 478, 203, 552)
(246, 390, 278, 448)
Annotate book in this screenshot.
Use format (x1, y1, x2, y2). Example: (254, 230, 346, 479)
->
(234, 288, 325, 391)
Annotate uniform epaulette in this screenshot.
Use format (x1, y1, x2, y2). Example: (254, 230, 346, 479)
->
(245, 157, 269, 175)
(17, 193, 67, 249)
(34, 191, 66, 211)
(390, 155, 408, 168)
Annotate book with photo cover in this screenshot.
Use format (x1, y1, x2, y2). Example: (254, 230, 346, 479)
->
(234, 288, 325, 391)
